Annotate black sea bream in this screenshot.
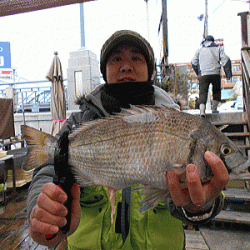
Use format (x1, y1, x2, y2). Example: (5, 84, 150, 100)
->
(21, 106, 250, 218)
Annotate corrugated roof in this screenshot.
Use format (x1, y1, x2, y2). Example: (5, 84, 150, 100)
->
(0, 0, 95, 17)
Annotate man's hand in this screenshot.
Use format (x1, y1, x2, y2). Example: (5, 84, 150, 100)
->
(167, 151, 229, 214)
(29, 183, 81, 246)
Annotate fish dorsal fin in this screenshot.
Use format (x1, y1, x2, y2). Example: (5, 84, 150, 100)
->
(69, 105, 166, 139)
(69, 105, 176, 145)
(127, 105, 170, 114)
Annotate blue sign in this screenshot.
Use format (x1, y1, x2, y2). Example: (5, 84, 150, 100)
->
(0, 42, 11, 68)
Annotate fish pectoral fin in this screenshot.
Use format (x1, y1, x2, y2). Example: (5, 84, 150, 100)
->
(134, 184, 162, 196)
(136, 185, 169, 213)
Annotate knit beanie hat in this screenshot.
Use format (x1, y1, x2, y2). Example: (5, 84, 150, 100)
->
(205, 35, 215, 42)
(100, 30, 155, 83)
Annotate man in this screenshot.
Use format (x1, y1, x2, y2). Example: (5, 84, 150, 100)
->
(191, 35, 232, 117)
(27, 30, 229, 249)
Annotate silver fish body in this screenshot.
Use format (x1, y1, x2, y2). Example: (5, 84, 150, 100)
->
(68, 106, 249, 190)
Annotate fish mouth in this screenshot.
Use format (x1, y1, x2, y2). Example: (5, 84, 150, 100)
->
(230, 159, 250, 179)
(235, 159, 250, 174)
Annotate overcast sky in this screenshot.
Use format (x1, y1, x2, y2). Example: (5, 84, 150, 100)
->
(0, 0, 248, 81)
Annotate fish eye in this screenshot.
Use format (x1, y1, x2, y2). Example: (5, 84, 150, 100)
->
(220, 144, 232, 156)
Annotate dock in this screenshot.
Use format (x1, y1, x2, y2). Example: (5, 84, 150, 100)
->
(0, 184, 249, 250)
(0, 184, 67, 250)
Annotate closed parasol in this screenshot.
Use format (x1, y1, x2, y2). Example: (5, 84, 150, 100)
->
(46, 52, 67, 136)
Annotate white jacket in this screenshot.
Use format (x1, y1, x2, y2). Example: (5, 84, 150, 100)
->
(191, 41, 232, 78)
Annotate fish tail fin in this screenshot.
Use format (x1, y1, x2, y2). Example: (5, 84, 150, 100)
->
(21, 125, 57, 171)
(135, 185, 169, 213)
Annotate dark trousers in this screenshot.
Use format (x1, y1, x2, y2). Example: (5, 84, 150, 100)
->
(199, 74, 221, 104)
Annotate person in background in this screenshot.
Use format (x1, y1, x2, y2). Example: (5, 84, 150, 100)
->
(27, 30, 229, 249)
(191, 35, 232, 117)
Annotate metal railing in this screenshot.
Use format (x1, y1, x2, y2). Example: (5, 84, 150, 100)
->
(0, 79, 68, 113)
(238, 12, 250, 129)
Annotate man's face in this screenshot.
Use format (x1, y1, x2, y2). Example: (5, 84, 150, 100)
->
(106, 45, 148, 84)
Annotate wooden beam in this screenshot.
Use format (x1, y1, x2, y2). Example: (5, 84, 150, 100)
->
(223, 188, 250, 201)
(0, 0, 95, 17)
(184, 230, 209, 250)
(224, 132, 250, 137)
(213, 210, 250, 225)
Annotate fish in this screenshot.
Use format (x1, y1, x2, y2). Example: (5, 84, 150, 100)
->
(21, 106, 250, 218)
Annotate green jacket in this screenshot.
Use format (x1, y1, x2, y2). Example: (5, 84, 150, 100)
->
(67, 185, 184, 250)
(62, 84, 184, 249)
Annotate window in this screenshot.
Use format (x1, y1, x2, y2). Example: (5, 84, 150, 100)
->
(232, 64, 241, 72)
(225, 76, 241, 84)
(74, 71, 83, 95)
